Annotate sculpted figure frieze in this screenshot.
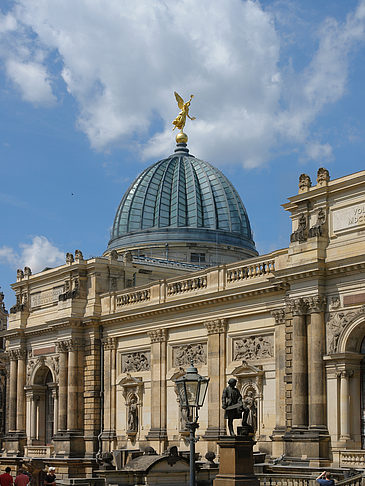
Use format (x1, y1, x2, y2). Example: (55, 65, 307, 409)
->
(233, 335, 273, 361)
(122, 352, 150, 372)
(173, 343, 206, 367)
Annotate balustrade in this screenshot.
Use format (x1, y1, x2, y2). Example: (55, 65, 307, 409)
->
(167, 276, 207, 296)
(116, 289, 151, 307)
(227, 259, 275, 283)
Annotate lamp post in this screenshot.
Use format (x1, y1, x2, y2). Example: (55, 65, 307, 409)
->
(175, 361, 209, 486)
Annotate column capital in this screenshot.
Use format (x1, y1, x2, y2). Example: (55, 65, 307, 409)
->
(337, 369, 354, 379)
(9, 347, 26, 361)
(306, 295, 327, 314)
(148, 328, 167, 343)
(288, 298, 308, 316)
(102, 337, 117, 350)
(204, 318, 227, 335)
(56, 340, 71, 353)
(271, 309, 285, 325)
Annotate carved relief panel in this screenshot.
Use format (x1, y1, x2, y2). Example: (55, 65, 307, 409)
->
(172, 343, 207, 367)
(233, 334, 274, 361)
(121, 352, 150, 373)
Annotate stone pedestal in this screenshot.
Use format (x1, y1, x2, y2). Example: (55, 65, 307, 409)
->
(214, 432, 259, 486)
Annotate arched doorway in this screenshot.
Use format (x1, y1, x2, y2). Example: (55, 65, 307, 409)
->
(30, 366, 56, 445)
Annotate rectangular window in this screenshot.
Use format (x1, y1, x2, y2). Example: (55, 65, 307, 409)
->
(191, 252, 206, 263)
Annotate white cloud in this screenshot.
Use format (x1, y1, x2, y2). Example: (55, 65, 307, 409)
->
(0, 12, 17, 33)
(0, 246, 18, 267)
(1, 0, 365, 166)
(305, 142, 333, 162)
(6, 59, 55, 105)
(0, 236, 64, 274)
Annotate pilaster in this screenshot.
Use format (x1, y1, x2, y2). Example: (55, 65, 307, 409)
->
(101, 336, 117, 452)
(203, 319, 227, 442)
(270, 309, 286, 456)
(146, 328, 167, 452)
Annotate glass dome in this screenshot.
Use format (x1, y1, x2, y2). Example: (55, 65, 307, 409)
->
(107, 144, 257, 261)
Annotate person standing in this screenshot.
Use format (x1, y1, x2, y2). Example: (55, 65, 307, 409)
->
(316, 471, 335, 486)
(0, 467, 13, 486)
(14, 470, 29, 486)
(44, 467, 56, 486)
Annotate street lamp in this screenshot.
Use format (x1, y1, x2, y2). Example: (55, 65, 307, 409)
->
(175, 361, 209, 486)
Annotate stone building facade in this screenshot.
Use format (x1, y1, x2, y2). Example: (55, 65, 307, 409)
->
(2, 145, 365, 476)
(0, 293, 8, 441)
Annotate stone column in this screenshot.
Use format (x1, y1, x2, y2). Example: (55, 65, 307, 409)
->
(16, 348, 26, 432)
(146, 329, 167, 451)
(52, 388, 58, 435)
(30, 396, 38, 440)
(339, 370, 353, 440)
(290, 298, 308, 429)
(307, 296, 327, 429)
(203, 319, 227, 441)
(56, 341, 69, 432)
(102, 337, 117, 447)
(8, 351, 18, 432)
(271, 309, 286, 453)
(67, 340, 79, 431)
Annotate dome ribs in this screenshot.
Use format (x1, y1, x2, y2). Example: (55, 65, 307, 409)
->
(154, 157, 175, 228)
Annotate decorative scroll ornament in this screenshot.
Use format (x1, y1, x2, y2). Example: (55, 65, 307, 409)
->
(122, 352, 150, 372)
(326, 305, 365, 354)
(173, 343, 206, 367)
(233, 335, 273, 361)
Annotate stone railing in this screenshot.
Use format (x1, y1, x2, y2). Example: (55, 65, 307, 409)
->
(337, 473, 363, 486)
(167, 276, 207, 296)
(257, 474, 315, 486)
(116, 289, 151, 307)
(227, 259, 275, 284)
(340, 450, 365, 467)
(24, 445, 55, 457)
(101, 249, 287, 314)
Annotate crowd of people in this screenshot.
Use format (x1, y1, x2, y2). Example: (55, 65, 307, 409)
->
(0, 466, 56, 486)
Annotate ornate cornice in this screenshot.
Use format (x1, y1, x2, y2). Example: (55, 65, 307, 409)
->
(271, 309, 285, 324)
(148, 328, 167, 343)
(204, 318, 227, 335)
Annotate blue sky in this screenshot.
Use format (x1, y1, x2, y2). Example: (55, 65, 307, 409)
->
(1, 0, 365, 307)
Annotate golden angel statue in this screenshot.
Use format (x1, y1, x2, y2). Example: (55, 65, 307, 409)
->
(172, 92, 196, 132)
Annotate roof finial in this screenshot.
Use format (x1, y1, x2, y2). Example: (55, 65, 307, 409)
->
(172, 92, 196, 145)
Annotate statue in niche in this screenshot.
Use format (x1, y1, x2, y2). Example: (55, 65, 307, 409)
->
(222, 378, 243, 436)
(127, 395, 138, 433)
(242, 390, 257, 433)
